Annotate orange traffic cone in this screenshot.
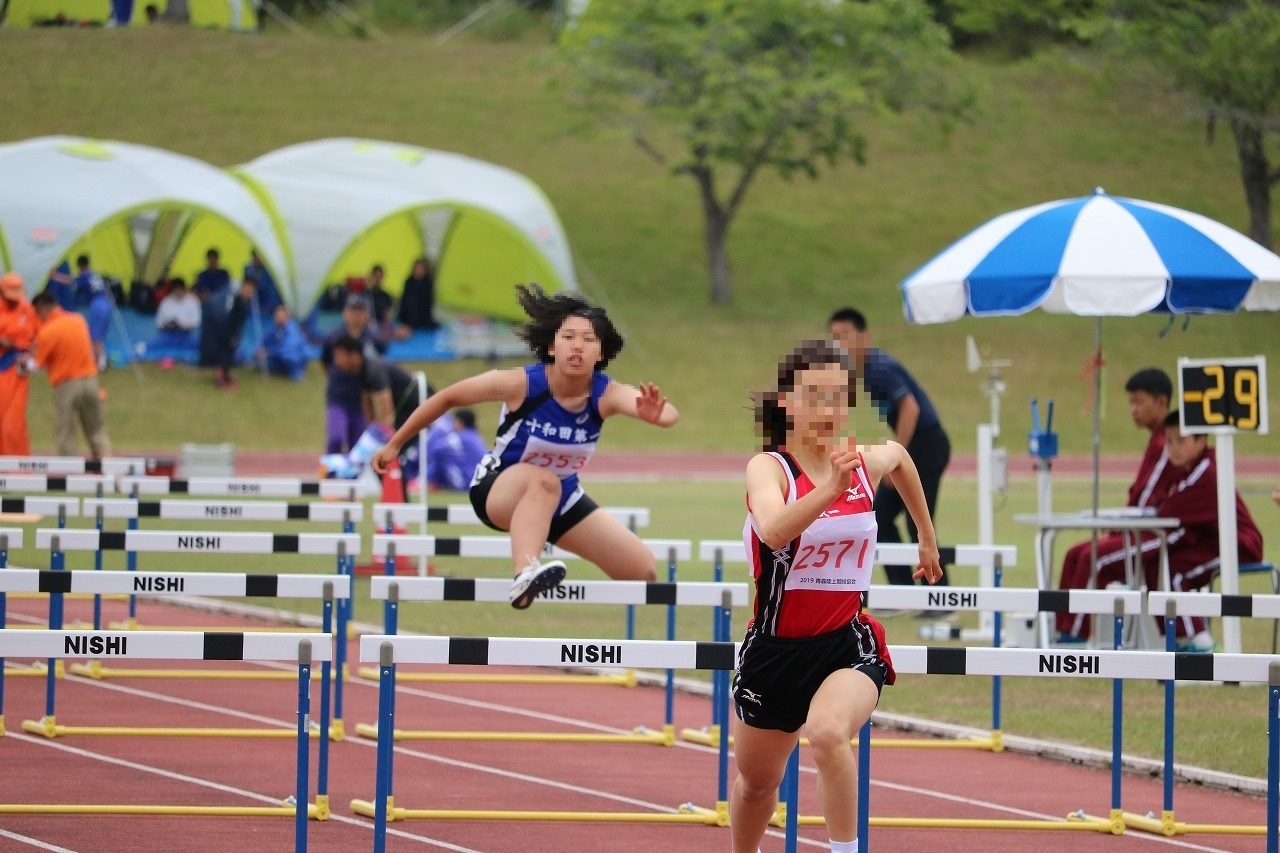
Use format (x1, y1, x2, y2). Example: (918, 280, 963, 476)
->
(355, 457, 418, 576)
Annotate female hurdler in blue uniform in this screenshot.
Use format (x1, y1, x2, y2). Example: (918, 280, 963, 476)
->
(730, 340, 941, 853)
(371, 284, 679, 609)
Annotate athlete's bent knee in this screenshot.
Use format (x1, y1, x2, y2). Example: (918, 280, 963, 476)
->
(804, 719, 853, 755)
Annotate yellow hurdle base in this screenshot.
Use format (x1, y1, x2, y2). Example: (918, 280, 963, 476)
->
(9, 593, 129, 602)
(355, 665, 636, 687)
(772, 812, 1118, 832)
(3, 661, 63, 678)
(0, 803, 320, 817)
(67, 665, 326, 681)
(679, 726, 1000, 752)
(353, 721, 674, 745)
(1122, 809, 1266, 837)
(349, 798, 723, 824)
(21, 716, 321, 739)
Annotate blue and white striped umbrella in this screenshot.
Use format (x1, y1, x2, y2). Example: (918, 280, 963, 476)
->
(902, 189, 1280, 324)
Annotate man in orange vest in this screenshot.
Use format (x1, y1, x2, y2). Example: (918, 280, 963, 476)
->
(27, 291, 111, 459)
(0, 272, 38, 455)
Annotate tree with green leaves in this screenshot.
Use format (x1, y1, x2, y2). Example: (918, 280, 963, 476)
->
(556, 0, 969, 304)
(1115, 0, 1280, 249)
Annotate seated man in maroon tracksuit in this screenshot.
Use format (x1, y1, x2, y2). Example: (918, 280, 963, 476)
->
(1055, 368, 1180, 643)
(1059, 410, 1263, 651)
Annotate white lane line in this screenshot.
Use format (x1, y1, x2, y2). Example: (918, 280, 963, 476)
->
(5, 732, 481, 852)
(0, 829, 78, 852)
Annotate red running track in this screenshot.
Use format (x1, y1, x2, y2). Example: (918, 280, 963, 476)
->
(0, 594, 1272, 852)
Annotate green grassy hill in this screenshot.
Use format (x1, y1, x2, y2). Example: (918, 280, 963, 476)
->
(2, 26, 1276, 456)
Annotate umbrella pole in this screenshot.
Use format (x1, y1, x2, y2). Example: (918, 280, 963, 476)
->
(1091, 317, 1102, 518)
(1088, 318, 1102, 640)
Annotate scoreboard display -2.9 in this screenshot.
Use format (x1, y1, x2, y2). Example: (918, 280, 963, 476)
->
(1177, 356, 1268, 434)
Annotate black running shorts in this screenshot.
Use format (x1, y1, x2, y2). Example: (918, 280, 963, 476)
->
(468, 464, 600, 545)
(732, 621, 890, 733)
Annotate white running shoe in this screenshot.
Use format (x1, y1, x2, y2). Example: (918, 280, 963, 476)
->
(508, 560, 567, 609)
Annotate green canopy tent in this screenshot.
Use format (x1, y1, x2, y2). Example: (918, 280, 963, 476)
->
(234, 138, 578, 322)
(1, 0, 258, 29)
(0, 136, 290, 304)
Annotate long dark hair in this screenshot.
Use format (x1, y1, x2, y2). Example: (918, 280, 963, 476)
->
(754, 340, 857, 452)
(515, 283, 624, 369)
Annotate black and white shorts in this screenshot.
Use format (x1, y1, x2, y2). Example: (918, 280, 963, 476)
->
(732, 619, 892, 733)
(468, 460, 600, 545)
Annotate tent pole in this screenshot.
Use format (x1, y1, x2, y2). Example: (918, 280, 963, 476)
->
(260, 0, 314, 38)
(106, 291, 145, 386)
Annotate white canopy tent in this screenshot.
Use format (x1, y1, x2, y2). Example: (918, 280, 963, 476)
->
(0, 136, 291, 301)
(234, 138, 577, 322)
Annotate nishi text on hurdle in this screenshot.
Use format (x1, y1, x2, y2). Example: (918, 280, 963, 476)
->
(133, 576, 184, 592)
(927, 591, 978, 608)
(539, 584, 587, 601)
(176, 535, 222, 549)
(1038, 653, 1100, 674)
(560, 643, 624, 664)
(64, 634, 129, 655)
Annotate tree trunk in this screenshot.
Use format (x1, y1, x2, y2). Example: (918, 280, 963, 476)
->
(691, 166, 734, 304)
(1231, 119, 1274, 250)
(704, 209, 732, 305)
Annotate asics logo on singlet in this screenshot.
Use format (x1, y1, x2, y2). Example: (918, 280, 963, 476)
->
(575, 412, 590, 425)
(739, 688, 763, 705)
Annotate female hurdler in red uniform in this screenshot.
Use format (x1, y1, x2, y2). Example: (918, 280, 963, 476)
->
(730, 340, 943, 853)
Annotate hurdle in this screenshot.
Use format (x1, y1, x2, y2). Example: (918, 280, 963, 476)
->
(1, 527, 23, 720)
(351, 633, 738, 839)
(1115, 592, 1280, 839)
(78, 496, 363, 630)
(0, 628, 328, 847)
(375, 502, 651, 532)
(685, 540, 1018, 750)
(30, 527, 360, 742)
(0, 455, 150, 476)
(818, 645, 1280, 848)
(1, 497, 80, 682)
(352, 577, 745, 746)
(363, 532, 695, 674)
(116, 474, 376, 500)
(0, 471, 119, 495)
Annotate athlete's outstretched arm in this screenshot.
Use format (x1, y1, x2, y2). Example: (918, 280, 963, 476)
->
(865, 441, 942, 582)
(600, 381, 679, 427)
(370, 368, 525, 474)
(746, 449, 860, 550)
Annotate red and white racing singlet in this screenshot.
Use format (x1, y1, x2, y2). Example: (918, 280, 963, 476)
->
(744, 451, 878, 638)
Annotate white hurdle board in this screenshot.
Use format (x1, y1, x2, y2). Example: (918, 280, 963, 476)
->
(0, 569, 351, 600)
(81, 498, 363, 524)
(370, 502, 650, 529)
(371, 534, 690, 562)
(35, 528, 361, 556)
(369, 576, 747, 607)
(0, 630, 334, 662)
(1149, 591, 1280, 620)
(0, 474, 116, 494)
(0, 456, 147, 476)
(360, 635, 1278, 684)
(0, 496, 81, 517)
